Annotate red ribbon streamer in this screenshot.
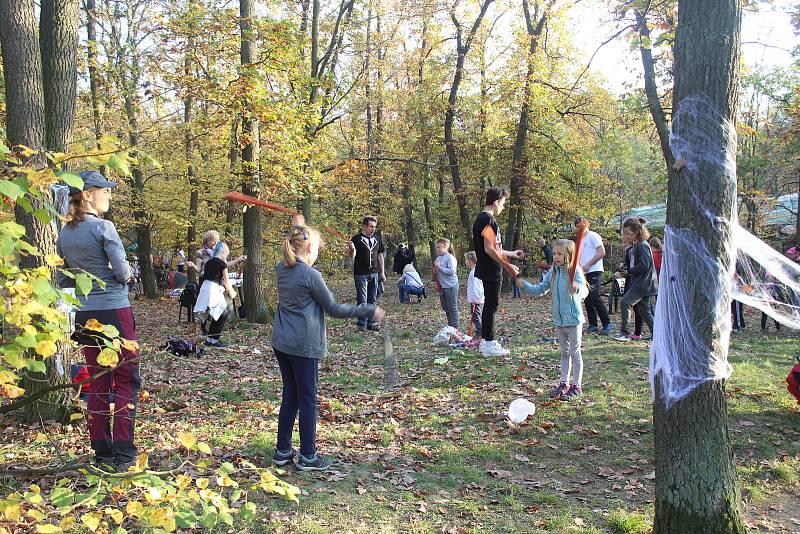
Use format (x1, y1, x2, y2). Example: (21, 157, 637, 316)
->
(570, 220, 589, 285)
(225, 191, 349, 241)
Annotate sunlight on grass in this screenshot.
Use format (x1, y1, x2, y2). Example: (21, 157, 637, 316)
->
(605, 509, 651, 534)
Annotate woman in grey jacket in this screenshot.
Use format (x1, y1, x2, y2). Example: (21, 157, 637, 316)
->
(612, 218, 658, 342)
(272, 224, 384, 471)
(56, 171, 139, 471)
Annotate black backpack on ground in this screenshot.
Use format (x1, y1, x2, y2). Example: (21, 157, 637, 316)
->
(162, 336, 204, 358)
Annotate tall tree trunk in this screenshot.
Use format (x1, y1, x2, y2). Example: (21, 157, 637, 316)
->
(184, 44, 199, 284)
(84, 0, 107, 178)
(40, 0, 80, 153)
(504, 0, 548, 281)
(445, 0, 494, 246)
(652, 0, 746, 532)
(1, 0, 77, 423)
(118, 12, 157, 300)
(225, 116, 241, 237)
(636, 9, 672, 168)
(300, 0, 321, 222)
(501, 0, 547, 294)
(240, 0, 269, 323)
(365, 2, 373, 173)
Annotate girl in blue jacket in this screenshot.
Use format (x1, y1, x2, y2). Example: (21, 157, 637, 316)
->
(516, 239, 588, 400)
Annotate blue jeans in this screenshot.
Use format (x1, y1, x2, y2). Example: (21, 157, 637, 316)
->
(274, 349, 319, 458)
(398, 284, 424, 303)
(355, 274, 379, 327)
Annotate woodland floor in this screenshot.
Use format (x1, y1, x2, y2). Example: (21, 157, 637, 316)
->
(3, 276, 800, 533)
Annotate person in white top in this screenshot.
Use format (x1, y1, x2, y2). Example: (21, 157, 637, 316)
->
(575, 216, 611, 335)
(464, 251, 485, 338)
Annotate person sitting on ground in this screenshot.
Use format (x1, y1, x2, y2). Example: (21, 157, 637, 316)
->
(397, 263, 425, 303)
(271, 224, 385, 471)
(516, 239, 588, 400)
(193, 242, 237, 347)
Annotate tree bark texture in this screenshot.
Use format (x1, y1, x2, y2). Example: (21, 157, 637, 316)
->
(653, 1, 746, 532)
(1, 0, 74, 424)
(445, 0, 494, 246)
(184, 49, 200, 284)
(240, 0, 270, 323)
(40, 0, 80, 153)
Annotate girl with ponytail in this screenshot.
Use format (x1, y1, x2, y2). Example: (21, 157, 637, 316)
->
(271, 224, 385, 471)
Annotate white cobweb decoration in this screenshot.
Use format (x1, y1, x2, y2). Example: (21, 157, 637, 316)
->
(649, 95, 800, 409)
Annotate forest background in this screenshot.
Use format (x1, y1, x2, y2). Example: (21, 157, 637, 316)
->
(1, 0, 796, 311)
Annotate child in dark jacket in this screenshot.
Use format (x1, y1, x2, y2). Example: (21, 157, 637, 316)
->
(271, 224, 385, 471)
(612, 218, 658, 342)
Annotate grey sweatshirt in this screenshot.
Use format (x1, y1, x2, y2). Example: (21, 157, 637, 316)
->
(56, 213, 132, 311)
(271, 259, 376, 359)
(434, 253, 459, 289)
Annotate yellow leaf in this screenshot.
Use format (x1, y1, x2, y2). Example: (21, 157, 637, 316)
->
(150, 508, 176, 532)
(83, 319, 104, 331)
(135, 453, 149, 472)
(69, 412, 83, 422)
(195, 478, 209, 489)
(44, 254, 64, 267)
(27, 508, 46, 521)
(1, 384, 25, 399)
(96, 348, 119, 367)
(80, 512, 101, 532)
(119, 338, 139, 352)
(35, 433, 48, 443)
(35, 340, 57, 357)
(3, 503, 21, 522)
(175, 475, 191, 490)
(125, 501, 142, 517)
(196, 442, 211, 455)
(104, 507, 123, 525)
(58, 517, 75, 530)
(176, 431, 196, 451)
(35, 525, 62, 534)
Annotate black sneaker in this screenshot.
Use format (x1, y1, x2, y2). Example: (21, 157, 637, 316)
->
(204, 338, 227, 348)
(92, 456, 116, 473)
(113, 456, 136, 473)
(272, 448, 295, 467)
(357, 325, 367, 332)
(367, 323, 381, 332)
(296, 453, 333, 471)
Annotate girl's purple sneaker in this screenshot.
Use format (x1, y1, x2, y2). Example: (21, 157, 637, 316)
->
(560, 384, 583, 400)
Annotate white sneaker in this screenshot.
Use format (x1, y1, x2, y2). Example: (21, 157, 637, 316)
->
(480, 340, 510, 356)
(479, 339, 486, 352)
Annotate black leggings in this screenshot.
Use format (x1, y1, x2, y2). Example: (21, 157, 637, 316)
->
(481, 279, 501, 341)
(206, 310, 228, 340)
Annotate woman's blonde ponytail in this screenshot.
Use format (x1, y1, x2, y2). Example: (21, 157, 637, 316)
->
(282, 225, 322, 267)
